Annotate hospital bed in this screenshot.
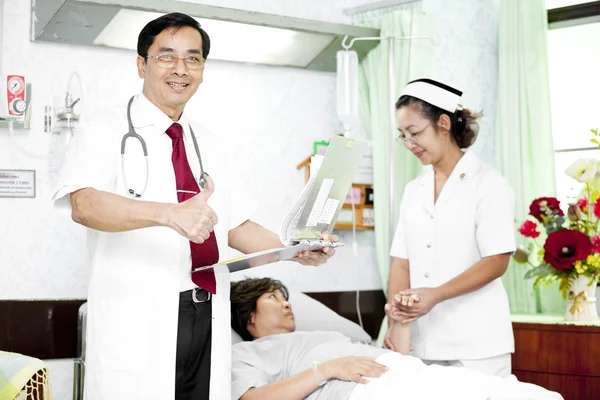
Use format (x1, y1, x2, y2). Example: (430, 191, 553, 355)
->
(75, 293, 563, 400)
(73, 303, 86, 400)
(72, 291, 372, 400)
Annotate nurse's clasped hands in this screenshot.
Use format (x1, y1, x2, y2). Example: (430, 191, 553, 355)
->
(385, 287, 442, 323)
(164, 175, 219, 244)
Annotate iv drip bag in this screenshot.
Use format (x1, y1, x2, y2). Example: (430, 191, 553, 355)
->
(336, 50, 359, 132)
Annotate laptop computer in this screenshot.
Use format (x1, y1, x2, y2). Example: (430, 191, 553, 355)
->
(193, 135, 368, 273)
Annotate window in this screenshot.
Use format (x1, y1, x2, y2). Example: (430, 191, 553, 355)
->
(546, 0, 593, 9)
(547, 7, 600, 205)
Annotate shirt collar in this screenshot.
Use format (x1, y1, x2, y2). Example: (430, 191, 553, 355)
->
(130, 92, 190, 135)
(418, 150, 480, 186)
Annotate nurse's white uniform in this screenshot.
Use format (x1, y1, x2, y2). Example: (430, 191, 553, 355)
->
(52, 93, 254, 400)
(390, 150, 516, 375)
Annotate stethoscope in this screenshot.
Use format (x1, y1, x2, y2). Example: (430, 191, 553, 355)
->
(120, 96, 209, 198)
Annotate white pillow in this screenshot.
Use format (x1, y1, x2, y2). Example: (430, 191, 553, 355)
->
(231, 290, 371, 344)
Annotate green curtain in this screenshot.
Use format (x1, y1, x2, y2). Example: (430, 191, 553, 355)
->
(497, 0, 564, 314)
(353, 10, 435, 343)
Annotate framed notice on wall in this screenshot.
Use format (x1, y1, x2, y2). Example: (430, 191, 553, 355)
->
(0, 169, 36, 198)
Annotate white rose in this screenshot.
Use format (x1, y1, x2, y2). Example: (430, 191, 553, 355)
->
(565, 158, 598, 183)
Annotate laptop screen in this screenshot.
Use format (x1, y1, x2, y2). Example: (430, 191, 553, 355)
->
(292, 135, 368, 242)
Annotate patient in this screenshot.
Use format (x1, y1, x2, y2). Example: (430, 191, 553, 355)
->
(230, 278, 563, 400)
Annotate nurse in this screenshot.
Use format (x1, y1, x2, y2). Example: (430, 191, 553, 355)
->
(52, 12, 336, 400)
(383, 78, 516, 377)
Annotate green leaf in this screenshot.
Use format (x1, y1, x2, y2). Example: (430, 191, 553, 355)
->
(591, 128, 598, 135)
(587, 279, 596, 287)
(533, 274, 556, 288)
(558, 271, 576, 299)
(591, 138, 600, 146)
(524, 264, 555, 279)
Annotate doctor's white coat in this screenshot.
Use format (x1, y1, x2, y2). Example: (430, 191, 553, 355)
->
(52, 94, 254, 400)
(390, 151, 516, 361)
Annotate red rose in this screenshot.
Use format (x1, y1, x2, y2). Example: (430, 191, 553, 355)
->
(594, 200, 600, 219)
(518, 220, 540, 238)
(593, 236, 600, 253)
(529, 197, 564, 222)
(578, 198, 588, 213)
(543, 229, 591, 270)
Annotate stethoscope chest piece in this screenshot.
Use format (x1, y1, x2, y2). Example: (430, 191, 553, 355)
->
(198, 172, 209, 190)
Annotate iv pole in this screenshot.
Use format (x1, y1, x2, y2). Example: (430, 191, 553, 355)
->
(341, 35, 436, 237)
(338, 34, 435, 331)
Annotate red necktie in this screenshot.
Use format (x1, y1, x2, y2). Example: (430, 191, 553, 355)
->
(166, 123, 218, 294)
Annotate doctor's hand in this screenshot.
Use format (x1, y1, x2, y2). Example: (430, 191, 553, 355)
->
(164, 176, 219, 244)
(291, 233, 339, 266)
(386, 287, 442, 323)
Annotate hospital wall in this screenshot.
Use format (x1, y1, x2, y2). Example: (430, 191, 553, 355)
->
(232, 0, 501, 285)
(0, 0, 499, 398)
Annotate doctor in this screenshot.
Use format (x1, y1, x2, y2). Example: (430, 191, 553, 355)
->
(52, 12, 337, 400)
(383, 78, 515, 377)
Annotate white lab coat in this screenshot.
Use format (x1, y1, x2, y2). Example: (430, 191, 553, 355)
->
(390, 151, 515, 361)
(52, 93, 255, 400)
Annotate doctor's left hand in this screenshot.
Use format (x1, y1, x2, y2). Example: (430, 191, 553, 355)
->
(165, 176, 218, 244)
(291, 233, 339, 266)
(388, 287, 442, 323)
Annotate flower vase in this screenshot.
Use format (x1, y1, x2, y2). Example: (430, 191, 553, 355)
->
(564, 274, 598, 321)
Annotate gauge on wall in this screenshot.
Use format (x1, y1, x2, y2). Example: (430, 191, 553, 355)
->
(7, 75, 25, 96)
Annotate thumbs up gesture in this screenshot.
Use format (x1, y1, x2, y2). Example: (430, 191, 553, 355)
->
(166, 176, 219, 244)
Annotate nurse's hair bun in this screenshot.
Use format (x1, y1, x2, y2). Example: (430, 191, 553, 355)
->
(454, 107, 483, 149)
(395, 95, 482, 149)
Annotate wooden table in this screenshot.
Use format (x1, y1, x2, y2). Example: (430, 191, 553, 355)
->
(511, 314, 600, 400)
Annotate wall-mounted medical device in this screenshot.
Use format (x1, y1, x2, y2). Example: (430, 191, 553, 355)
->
(0, 74, 32, 129)
(6, 75, 27, 116)
(4, 71, 82, 164)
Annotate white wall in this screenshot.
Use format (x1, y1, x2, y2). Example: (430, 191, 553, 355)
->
(1, 1, 500, 398)
(0, 0, 384, 303)
(0, 0, 501, 299)
(423, 0, 500, 166)
(238, 0, 502, 287)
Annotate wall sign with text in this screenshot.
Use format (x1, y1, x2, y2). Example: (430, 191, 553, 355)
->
(0, 169, 36, 198)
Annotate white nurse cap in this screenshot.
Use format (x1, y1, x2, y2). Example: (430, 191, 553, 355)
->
(399, 78, 463, 113)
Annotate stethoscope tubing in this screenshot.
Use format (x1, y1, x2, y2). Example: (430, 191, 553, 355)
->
(120, 96, 208, 198)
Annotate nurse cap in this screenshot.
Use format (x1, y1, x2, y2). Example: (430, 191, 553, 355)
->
(399, 78, 462, 113)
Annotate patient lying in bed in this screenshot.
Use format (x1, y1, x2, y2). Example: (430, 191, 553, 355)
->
(230, 278, 563, 400)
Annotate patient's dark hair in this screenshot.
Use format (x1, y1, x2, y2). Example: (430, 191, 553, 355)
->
(230, 278, 289, 341)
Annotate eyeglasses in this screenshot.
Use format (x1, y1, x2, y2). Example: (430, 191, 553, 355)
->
(146, 54, 206, 70)
(396, 124, 432, 145)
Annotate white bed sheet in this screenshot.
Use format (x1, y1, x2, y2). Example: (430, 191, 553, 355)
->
(349, 352, 564, 400)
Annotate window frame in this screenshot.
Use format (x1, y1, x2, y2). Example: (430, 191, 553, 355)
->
(547, 2, 600, 204)
(547, 1, 600, 29)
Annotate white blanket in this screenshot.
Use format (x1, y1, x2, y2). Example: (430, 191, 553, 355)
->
(349, 353, 563, 400)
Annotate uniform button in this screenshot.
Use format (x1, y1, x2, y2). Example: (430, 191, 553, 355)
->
(426, 243, 431, 248)
(424, 272, 430, 278)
